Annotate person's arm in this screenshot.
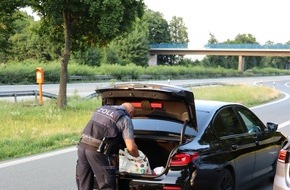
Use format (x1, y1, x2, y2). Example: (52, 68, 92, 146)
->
(124, 138, 139, 157)
(117, 105, 139, 157)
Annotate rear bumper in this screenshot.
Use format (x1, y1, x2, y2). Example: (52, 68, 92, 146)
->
(117, 168, 219, 190)
(118, 170, 189, 190)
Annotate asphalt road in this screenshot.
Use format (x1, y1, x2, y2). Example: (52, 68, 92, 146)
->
(0, 76, 289, 190)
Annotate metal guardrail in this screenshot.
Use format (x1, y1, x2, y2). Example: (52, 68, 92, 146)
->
(0, 90, 99, 103)
(69, 75, 155, 81)
(0, 90, 57, 102)
(69, 75, 113, 81)
(81, 92, 98, 100)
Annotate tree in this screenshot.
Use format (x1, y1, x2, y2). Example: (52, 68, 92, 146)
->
(73, 46, 103, 66)
(261, 41, 290, 69)
(108, 18, 149, 67)
(205, 33, 227, 67)
(169, 16, 189, 43)
(207, 33, 218, 44)
(231, 33, 261, 69)
(143, 9, 171, 44)
(167, 16, 189, 65)
(8, 11, 50, 61)
(143, 9, 171, 65)
(205, 33, 262, 69)
(0, 0, 27, 62)
(233, 33, 257, 44)
(27, 0, 144, 108)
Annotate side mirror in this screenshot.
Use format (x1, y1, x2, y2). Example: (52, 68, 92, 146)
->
(266, 122, 278, 132)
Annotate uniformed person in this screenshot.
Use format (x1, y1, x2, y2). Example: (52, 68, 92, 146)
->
(76, 102, 139, 190)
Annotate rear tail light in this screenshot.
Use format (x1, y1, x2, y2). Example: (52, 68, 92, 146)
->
(170, 152, 199, 166)
(278, 149, 288, 163)
(131, 102, 162, 108)
(163, 186, 181, 190)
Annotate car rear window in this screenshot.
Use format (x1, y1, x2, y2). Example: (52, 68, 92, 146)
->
(196, 110, 211, 129)
(132, 118, 197, 136)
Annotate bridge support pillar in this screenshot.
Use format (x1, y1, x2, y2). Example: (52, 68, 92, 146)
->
(148, 54, 157, 66)
(238, 55, 245, 72)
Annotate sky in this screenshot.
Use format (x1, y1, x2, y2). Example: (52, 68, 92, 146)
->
(144, 0, 290, 49)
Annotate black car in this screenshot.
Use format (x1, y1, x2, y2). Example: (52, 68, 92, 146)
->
(77, 83, 286, 190)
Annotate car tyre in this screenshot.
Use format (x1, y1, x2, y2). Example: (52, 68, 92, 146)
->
(215, 169, 234, 190)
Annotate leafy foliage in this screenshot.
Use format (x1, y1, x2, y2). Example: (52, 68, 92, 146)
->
(73, 47, 103, 66)
(0, 2, 26, 62)
(144, 9, 171, 44)
(108, 18, 149, 67)
(4, 60, 290, 85)
(169, 16, 189, 43)
(206, 33, 265, 69)
(25, 0, 145, 108)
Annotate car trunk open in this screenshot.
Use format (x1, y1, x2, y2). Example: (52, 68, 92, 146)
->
(134, 134, 179, 172)
(127, 118, 196, 174)
(96, 83, 198, 177)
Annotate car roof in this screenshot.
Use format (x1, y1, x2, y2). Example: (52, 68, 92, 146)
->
(195, 99, 242, 113)
(96, 82, 198, 130)
(194, 100, 244, 133)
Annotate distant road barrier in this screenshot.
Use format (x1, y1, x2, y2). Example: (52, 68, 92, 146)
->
(0, 90, 99, 103)
(68, 75, 155, 81)
(68, 75, 113, 81)
(0, 90, 57, 103)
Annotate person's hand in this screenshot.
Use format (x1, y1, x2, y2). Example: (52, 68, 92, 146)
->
(124, 139, 139, 157)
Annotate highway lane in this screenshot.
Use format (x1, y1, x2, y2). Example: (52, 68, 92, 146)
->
(0, 76, 290, 190)
(251, 80, 290, 137)
(0, 147, 77, 190)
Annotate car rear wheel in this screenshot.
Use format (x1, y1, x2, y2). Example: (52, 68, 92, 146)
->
(215, 169, 234, 190)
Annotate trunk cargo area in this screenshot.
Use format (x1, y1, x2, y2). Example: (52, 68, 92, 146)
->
(133, 134, 180, 172)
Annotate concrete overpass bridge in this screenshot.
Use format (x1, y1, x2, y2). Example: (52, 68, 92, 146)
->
(149, 43, 290, 72)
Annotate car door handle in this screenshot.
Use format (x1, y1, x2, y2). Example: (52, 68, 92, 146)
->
(231, 144, 238, 150)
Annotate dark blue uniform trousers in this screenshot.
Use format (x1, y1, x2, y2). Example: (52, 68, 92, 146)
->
(77, 145, 116, 190)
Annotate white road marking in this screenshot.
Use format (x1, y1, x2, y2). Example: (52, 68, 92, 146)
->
(251, 81, 290, 130)
(279, 120, 290, 129)
(0, 146, 76, 169)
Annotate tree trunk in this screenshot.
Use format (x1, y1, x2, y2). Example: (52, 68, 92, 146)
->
(57, 11, 71, 108)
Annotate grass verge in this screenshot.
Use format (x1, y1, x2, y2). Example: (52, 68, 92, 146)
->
(192, 84, 281, 107)
(0, 95, 101, 161)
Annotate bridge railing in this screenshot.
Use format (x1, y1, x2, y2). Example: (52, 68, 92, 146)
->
(149, 43, 290, 49)
(149, 43, 188, 48)
(204, 43, 290, 49)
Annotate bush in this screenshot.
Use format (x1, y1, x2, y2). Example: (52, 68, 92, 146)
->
(0, 61, 289, 85)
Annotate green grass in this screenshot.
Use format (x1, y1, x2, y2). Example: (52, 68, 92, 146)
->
(0, 96, 101, 161)
(0, 84, 282, 161)
(192, 84, 281, 107)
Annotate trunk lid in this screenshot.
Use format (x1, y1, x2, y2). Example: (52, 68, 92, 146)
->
(96, 83, 197, 130)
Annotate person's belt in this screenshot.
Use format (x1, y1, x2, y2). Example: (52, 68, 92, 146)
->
(80, 134, 102, 148)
